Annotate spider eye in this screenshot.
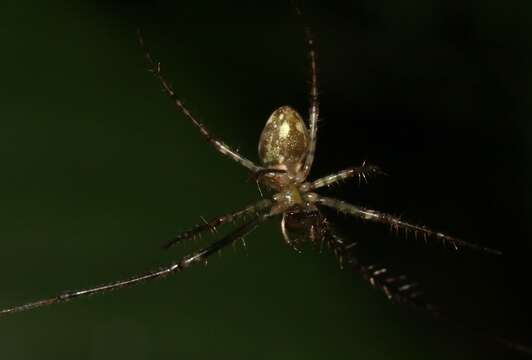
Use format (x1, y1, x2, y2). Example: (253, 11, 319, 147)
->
(258, 106, 309, 170)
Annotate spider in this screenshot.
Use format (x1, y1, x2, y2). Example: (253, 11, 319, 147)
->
(0, 12, 501, 320)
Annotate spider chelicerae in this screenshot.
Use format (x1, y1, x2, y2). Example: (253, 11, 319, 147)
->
(0, 16, 501, 319)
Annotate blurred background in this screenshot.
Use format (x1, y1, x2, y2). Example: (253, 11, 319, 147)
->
(0, 0, 530, 359)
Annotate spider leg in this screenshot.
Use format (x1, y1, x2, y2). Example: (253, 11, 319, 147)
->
(313, 194, 502, 255)
(323, 219, 438, 313)
(322, 219, 532, 355)
(301, 162, 385, 191)
(0, 214, 270, 318)
(249, 168, 288, 182)
(137, 30, 262, 173)
(163, 198, 272, 249)
(293, 6, 319, 178)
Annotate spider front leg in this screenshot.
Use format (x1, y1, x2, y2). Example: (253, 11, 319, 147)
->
(323, 221, 438, 313)
(312, 194, 501, 255)
(0, 214, 271, 317)
(137, 30, 263, 173)
(323, 222, 532, 355)
(164, 199, 273, 249)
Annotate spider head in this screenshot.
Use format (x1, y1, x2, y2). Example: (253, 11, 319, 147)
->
(257, 106, 309, 189)
(281, 205, 326, 251)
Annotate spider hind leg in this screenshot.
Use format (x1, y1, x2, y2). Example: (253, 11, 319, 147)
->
(137, 30, 262, 173)
(294, 6, 319, 179)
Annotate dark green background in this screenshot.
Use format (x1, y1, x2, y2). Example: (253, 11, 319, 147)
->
(0, 1, 530, 359)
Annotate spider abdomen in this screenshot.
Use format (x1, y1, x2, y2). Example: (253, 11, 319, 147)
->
(258, 106, 309, 172)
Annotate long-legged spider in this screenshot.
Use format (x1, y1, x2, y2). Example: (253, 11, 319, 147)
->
(0, 9, 501, 322)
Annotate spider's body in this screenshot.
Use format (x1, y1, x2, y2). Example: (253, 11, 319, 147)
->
(258, 106, 309, 185)
(258, 106, 317, 240)
(0, 14, 501, 320)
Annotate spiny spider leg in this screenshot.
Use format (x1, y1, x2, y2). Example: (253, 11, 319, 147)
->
(293, 5, 319, 179)
(323, 220, 532, 355)
(0, 214, 270, 317)
(314, 195, 502, 255)
(301, 162, 385, 191)
(323, 220, 438, 314)
(137, 30, 262, 173)
(163, 198, 273, 249)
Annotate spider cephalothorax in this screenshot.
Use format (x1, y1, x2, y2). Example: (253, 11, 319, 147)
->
(0, 15, 500, 320)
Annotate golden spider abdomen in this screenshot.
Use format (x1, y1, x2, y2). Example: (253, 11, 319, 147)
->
(258, 106, 309, 171)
